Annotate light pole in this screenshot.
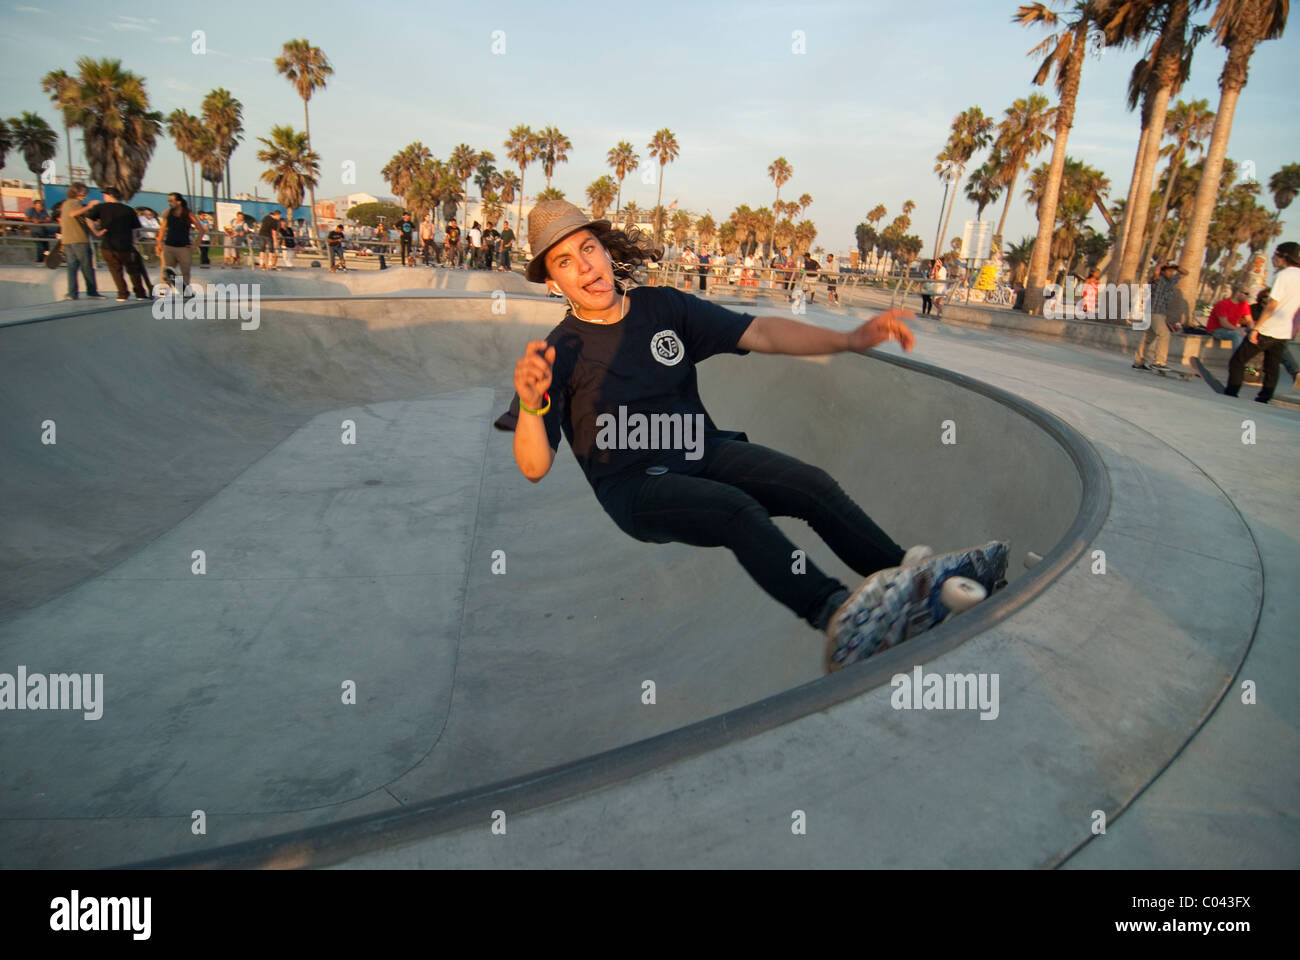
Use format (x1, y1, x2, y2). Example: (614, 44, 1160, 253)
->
(933, 162, 956, 262)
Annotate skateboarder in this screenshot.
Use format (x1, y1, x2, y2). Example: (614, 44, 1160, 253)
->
(1225, 242, 1300, 403)
(501, 200, 941, 663)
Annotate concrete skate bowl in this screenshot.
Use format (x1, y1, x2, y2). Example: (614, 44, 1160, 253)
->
(0, 295, 1106, 868)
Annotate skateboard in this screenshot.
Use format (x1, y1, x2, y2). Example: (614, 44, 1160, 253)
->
(1137, 364, 1197, 381)
(43, 241, 64, 269)
(825, 540, 1010, 672)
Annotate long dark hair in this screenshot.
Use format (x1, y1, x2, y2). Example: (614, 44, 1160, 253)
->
(167, 192, 190, 220)
(1275, 242, 1300, 268)
(591, 223, 663, 290)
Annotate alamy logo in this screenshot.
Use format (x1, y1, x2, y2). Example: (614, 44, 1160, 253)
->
(152, 282, 262, 330)
(595, 406, 705, 460)
(50, 890, 150, 940)
(0, 665, 103, 719)
(650, 329, 684, 366)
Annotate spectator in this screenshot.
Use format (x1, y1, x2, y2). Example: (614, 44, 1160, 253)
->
(1133, 262, 1185, 371)
(444, 218, 462, 268)
(469, 221, 483, 269)
(1207, 286, 1253, 353)
(420, 213, 436, 265)
(136, 208, 160, 260)
(258, 210, 281, 270)
(327, 223, 346, 272)
(483, 221, 500, 272)
(197, 212, 213, 267)
(1080, 268, 1100, 316)
(58, 183, 104, 300)
(279, 218, 297, 268)
(397, 211, 415, 265)
(824, 253, 839, 305)
(921, 259, 945, 316)
(1226, 242, 1300, 403)
(24, 197, 56, 263)
(499, 218, 515, 271)
(84, 186, 151, 301)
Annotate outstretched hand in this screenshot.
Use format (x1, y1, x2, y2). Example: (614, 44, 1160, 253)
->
(847, 308, 916, 353)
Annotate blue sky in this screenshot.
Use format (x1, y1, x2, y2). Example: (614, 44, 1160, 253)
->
(2, 0, 1296, 256)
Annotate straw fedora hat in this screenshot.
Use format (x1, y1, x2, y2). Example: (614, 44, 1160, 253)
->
(525, 200, 610, 282)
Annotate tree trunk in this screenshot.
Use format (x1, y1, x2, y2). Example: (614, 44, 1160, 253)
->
(1118, 83, 1173, 284)
(304, 99, 318, 250)
(614, 176, 621, 217)
(938, 168, 963, 266)
(1024, 118, 1074, 314)
(994, 167, 1021, 248)
(655, 164, 665, 245)
(1105, 120, 1153, 286)
(1163, 217, 1186, 263)
(1139, 151, 1183, 271)
(1177, 84, 1241, 310)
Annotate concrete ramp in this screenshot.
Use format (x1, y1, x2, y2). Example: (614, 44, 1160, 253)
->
(0, 296, 1100, 867)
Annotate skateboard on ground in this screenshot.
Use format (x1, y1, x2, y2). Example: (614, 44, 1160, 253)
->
(1135, 363, 1197, 381)
(825, 540, 1010, 672)
(43, 241, 64, 269)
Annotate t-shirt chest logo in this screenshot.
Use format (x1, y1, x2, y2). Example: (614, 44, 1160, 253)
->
(650, 329, 685, 366)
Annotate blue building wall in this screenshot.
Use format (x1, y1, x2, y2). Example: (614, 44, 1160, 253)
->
(44, 184, 311, 225)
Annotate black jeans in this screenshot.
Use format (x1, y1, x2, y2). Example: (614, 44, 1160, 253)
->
(623, 440, 903, 628)
(1226, 334, 1289, 402)
(920, 294, 933, 315)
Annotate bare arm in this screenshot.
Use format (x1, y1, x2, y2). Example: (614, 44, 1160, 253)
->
(512, 340, 558, 482)
(738, 308, 915, 355)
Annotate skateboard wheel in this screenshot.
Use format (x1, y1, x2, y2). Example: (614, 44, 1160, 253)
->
(940, 575, 986, 612)
(1024, 551, 1043, 569)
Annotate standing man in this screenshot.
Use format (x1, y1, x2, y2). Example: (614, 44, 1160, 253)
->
(468, 221, 484, 269)
(258, 210, 282, 271)
(84, 186, 151, 301)
(420, 213, 436, 266)
(445, 218, 462, 268)
(1226, 242, 1300, 403)
(397, 211, 415, 265)
(1132, 262, 1185, 371)
(499, 218, 515, 271)
(24, 197, 55, 263)
(58, 183, 104, 300)
(156, 192, 202, 293)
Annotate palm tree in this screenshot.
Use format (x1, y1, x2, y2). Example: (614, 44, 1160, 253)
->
(8, 112, 58, 204)
(57, 57, 163, 199)
(381, 142, 433, 205)
(1025, 157, 1111, 277)
(606, 140, 640, 217)
(1006, 235, 1037, 283)
(1138, 97, 1214, 271)
(449, 143, 480, 226)
(201, 88, 243, 203)
(166, 109, 201, 207)
(867, 204, 887, 228)
(767, 156, 793, 256)
(1177, 0, 1289, 306)
(537, 126, 572, 188)
(40, 68, 77, 175)
(622, 200, 639, 232)
(935, 107, 995, 261)
(585, 175, 618, 219)
(965, 161, 1004, 221)
(696, 213, 717, 251)
(649, 205, 667, 242)
(1096, 0, 1200, 284)
(797, 193, 813, 216)
(256, 124, 321, 213)
(1016, 1, 1098, 314)
(200, 135, 223, 217)
(991, 92, 1056, 249)
(405, 165, 439, 222)
(1269, 162, 1300, 210)
(474, 151, 498, 197)
(647, 128, 680, 244)
(671, 210, 692, 250)
(537, 186, 566, 202)
(1268, 162, 1300, 210)
(504, 125, 538, 231)
(793, 220, 818, 259)
(275, 39, 332, 243)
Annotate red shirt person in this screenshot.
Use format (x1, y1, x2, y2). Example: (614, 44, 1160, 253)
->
(1208, 287, 1253, 351)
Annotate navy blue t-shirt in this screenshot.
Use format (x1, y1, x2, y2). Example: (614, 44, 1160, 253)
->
(508, 285, 755, 533)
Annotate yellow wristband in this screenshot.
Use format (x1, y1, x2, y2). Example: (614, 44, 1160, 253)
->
(519, 392, 551, 416)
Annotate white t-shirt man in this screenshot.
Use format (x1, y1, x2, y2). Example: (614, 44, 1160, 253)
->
(469, 226, 483, 248)
(1258, 265, 1300, 340)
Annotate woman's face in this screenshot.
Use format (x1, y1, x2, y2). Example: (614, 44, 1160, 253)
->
(545, 229, 616, 310)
